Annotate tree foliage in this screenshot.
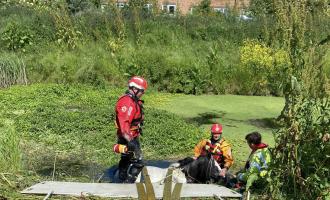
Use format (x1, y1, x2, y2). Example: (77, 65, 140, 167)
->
(257, 0, 330, 199)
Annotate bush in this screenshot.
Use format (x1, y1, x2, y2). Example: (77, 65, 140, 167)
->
(240, 39, 273, 95)
(1, 22, 34, 51)
(239, 39, 290, 95)
(0, 3, 56, 49)
(0, 2, 302, 96)
(270, 98, 330, 200)
(25, 42, 124, 86)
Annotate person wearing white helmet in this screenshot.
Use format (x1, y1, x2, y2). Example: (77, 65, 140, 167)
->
(113, 76, 148, 183)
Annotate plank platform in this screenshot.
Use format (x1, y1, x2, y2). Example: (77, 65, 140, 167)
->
(21, 181, 242, 198)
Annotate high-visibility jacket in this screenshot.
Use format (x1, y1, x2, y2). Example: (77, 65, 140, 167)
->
(237, 143, 271, 184)
(194, 138, 234, 169)
(115, 92, 144, 141)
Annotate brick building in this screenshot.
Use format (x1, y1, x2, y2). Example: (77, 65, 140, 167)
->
(161, 0, 250, 14)
(115, 0, 250, 15)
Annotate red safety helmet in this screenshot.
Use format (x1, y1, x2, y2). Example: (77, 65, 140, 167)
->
(128, 76, 148, 91)
(211, 123, 223, 134)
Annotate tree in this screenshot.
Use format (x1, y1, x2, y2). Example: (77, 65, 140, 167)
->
(263, 0, 330, 199)
(194, 0, 212, 15)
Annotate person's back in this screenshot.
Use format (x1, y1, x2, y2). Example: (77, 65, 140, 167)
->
(236, 131, 271, 191)
(249, 146, 271, 178)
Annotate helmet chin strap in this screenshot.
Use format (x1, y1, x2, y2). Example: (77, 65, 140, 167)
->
(210, 135, 221, 143)
(129, 87, 142, 99)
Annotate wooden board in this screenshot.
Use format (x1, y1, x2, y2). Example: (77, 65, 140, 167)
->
(21, 181, 242, 198)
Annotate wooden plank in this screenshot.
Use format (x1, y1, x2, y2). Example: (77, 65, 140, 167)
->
(171, 183, 183, 200)
(142, 167, 156, 200)
(136, 183, 147, 200)
(162, 168, 173, 200)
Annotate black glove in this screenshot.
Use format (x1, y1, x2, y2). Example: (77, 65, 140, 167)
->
(127, 139, 138, 151)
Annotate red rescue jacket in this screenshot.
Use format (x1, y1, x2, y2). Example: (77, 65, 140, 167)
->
(115, 92, 144, 141)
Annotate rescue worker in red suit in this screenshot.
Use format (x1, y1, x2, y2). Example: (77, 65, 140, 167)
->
(114, 76, 147, 183)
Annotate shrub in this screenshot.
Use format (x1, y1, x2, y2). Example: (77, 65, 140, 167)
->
(1, 22, 34, 51)
(240, 39, 273, 95)
(26, 43, 124, 86)
(239, 39, 290, 95)
(52, 10, 82, 50)
(0, 3, 56, 49)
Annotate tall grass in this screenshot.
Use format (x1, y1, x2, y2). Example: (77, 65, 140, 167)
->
(0, 120, 21, 173)
(1, 2, 328, 95)
(0, 54, 27, 88)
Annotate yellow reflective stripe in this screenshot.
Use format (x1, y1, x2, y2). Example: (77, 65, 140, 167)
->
(260, 170, 268, 177)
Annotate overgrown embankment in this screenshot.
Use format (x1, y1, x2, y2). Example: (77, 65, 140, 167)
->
(3, 1, 327, 96)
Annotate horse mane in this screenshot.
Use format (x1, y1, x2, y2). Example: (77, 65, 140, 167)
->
(178, 157, 195, 167)
(176, 155, 217, 183)
(195, 156, 211, 183)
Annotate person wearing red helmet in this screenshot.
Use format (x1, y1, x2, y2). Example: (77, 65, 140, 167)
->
(114, 76, 148, 183)
(193, 123, 234, 178)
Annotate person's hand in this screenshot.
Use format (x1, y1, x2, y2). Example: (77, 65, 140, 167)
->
(193, 156, 198, 160)
(220, 168, 227, 177)
(237, 173, 244, 181)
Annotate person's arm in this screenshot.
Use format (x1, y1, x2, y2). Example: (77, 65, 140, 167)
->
(237, 152, 261, 182)
(219, 139, 233, 177)
(221, 140, 234, 169)
(193, 139, 206, 159)
(116, 99, 136, 141)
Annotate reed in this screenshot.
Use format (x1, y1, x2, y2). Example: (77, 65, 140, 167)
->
(0, 54, 27, 88)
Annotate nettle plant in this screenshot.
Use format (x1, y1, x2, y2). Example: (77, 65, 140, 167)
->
(1, 22, 34, 51)
(52, 5, 82, 50)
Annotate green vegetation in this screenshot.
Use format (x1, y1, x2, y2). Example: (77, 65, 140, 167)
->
(0, 84, 201, 165)
(0, 84, 283, 199)
(0, 0, 329, 199)
(0, 119, 21, 173)
(0, 84, 202, 198)
(0, 0, 291, 95)
(0, 53, 27, 88)
(256, 0, 330, 199)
